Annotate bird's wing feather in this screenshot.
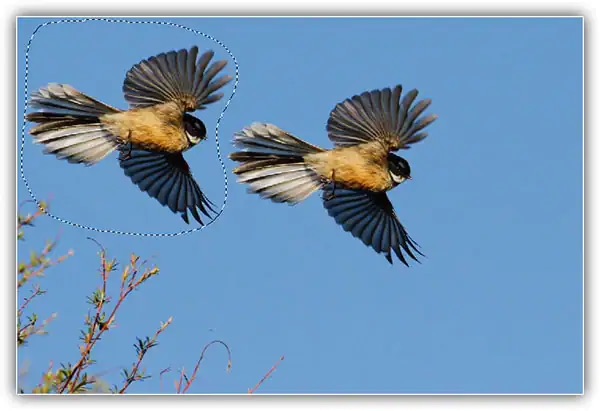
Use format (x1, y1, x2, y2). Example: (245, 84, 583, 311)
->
(119, 148, 215, 225)
(122, 46, 232, 111)
(322, 186, 423, 266)
(326, 85, 438, 151)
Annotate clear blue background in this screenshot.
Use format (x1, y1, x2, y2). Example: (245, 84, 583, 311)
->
(16, 17, 583, 394)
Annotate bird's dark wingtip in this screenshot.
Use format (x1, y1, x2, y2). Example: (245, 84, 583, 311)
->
(189, 206, 204, 226)
(181, 211, 190, 225)
(385, 252, 393, 265)
(204, 195, 218, 214)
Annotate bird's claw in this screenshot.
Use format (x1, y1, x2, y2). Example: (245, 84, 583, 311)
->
(322, 170, 336, 201)
(322, 182, 336, 201)
(119, 134, 133, 161)
(322, 190, 335, 201)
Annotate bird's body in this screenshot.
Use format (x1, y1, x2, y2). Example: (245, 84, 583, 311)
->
(26, 46, 232, 224)
(230, 85, 437, 265)
(305, 142, 392, 192)
(100, 102, 190, 153)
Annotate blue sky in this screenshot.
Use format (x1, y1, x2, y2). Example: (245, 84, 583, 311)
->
(16, 17, 582, 394)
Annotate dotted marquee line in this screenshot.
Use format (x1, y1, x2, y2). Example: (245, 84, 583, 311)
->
(19, 18, 239, 237)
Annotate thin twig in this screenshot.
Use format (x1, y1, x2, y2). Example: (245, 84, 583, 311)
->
(59, 241, 157, 393)
(175, 367, 185, 393)
(17, 198, 52, 230)
(118, 317, 172, 393)
(86, 237, 106, 256)
(159, 367, 171, 393)
(180, 340, 232, 394)
(18, 312, 57, 344)
(18, 284, 44, 317)
(17, 206, 45, 230)
(17, 235, 72, 288)
(248, 355, 285, 394)
(63, 239, 110, 392)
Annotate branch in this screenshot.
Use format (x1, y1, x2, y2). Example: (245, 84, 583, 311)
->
(17, 312, 57, 346)
(118, 317, 173, 393)
(17, 200, 48, 230)
(17, 235, 73, 288)
(159, 367, 171, 393)
(178, 340, 232, 394)
(248, 355, 285, 394)
(58, 239, 159, 393)
(18, 284, 45, 317)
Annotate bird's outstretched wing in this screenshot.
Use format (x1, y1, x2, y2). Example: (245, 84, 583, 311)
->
(122, 46, 232, 111)
(322, 186, 423, 266)
(119, 148, 215, 225)
(326, 85, 437, 151)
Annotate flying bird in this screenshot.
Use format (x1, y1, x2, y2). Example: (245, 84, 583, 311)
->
(26, 46, 232, 225)
(230, 85, 437, 265)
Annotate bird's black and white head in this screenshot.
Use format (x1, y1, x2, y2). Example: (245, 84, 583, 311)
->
(388, 153, 411, 186)
(183, 113, 207, 146)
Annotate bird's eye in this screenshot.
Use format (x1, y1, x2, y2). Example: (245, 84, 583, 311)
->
(183, 115, 206, 136)
(183, 116, 208, 146)
(185, 121, 197, 136)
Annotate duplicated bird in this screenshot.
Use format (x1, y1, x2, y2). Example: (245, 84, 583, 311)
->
(230, 85, 437, 265)
(26, 46, 232, 225)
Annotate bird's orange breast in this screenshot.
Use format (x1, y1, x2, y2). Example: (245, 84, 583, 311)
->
(100, 102, 188, 153)
(305, 143, 392, 192)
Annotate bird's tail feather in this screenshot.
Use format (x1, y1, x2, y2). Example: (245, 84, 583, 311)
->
(26, 83, 121, 165)
(230, 123, 325, 204)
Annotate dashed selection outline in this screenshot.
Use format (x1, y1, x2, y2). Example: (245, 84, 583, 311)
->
(19, 18, 239, 237)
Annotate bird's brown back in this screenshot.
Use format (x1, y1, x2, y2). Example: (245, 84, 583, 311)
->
(100, 101, 188, 153)
(305, 142, 391, 192)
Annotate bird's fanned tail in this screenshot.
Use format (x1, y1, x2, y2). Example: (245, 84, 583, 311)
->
(26, 83, 121, 165)
(230, 123, 325, 204)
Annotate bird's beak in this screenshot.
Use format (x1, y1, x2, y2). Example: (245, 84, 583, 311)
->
(406, 175, 412, 180)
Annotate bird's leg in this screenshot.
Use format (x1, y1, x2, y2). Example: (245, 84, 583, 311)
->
(322, 169, 336, 201)
(331, 169, 336, 197)
(118, 131, 134, 161)
(119, 142, 133, 161)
